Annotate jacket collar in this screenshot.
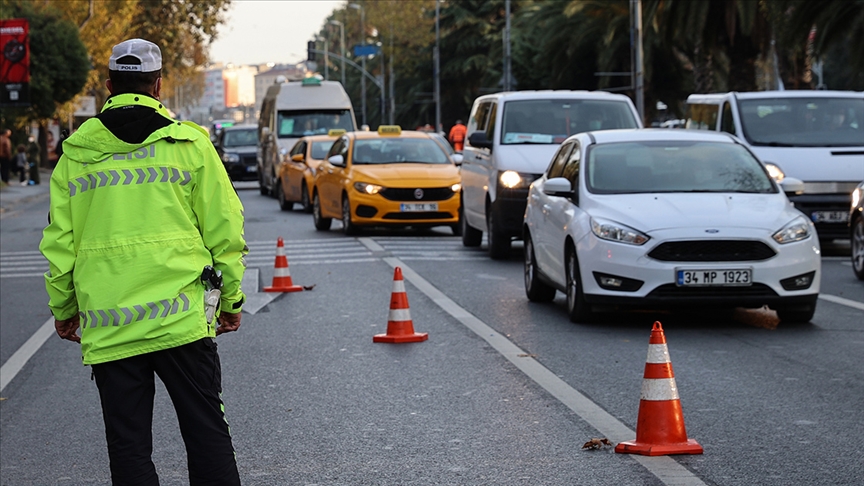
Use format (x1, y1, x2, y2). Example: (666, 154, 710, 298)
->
(101, 93, 172, 119)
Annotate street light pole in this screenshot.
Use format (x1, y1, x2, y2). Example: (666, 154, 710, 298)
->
(434, 0, 441, 134)
(330, 20, 345, 87)
(349, 3, 366, 127)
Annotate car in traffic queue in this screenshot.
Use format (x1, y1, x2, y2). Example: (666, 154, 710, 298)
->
(850, 181, 864, 280)
(276, 130, 346, 212)
(312, 126, 462, 235)
(523, 129, 822, 324)
(214, 124, 259, 181)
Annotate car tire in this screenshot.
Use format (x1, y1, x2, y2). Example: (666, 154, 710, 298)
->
(852, 216, 864, 280)
(486, 207, 511, 260)
(313, 192, 331, 231)
(276, 180, 292, 211)
(524, 234, 556, 302)
(776, 305, 816, 324)
(461, 206, 482, 247)
(565, 248, 594, 323)
(300, 184, 313, 214)
(342, 195, 359, 236)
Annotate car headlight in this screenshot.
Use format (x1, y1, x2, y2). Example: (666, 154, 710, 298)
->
(354, 182, 383, 195)
(222, 153, 240, 163)
(499, 170, 536, 189)
(764, 162, 785, 183)
(590, 217, 649, 245)
(451, 183, 462, 193)
(772, 216, 811, 244)
(852, 185, 862, 209)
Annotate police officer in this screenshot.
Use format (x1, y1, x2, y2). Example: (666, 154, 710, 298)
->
(40, 38, 246, 485)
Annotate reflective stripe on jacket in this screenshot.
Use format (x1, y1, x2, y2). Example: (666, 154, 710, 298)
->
(40, 93, 247, 365)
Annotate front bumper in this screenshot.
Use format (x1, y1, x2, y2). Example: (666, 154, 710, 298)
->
(349, 189, 460, 228)
(223, 154, 258, 181)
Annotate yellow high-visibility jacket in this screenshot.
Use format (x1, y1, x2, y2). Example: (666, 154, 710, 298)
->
(40, 93, 247, 365)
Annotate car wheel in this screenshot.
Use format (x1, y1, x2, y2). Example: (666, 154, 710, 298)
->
(486, 207, 511, 260)
(300, 184, 313, 214)
(524, 234, 556, 302)
(312, 192, 331, 231)
(342, 195, 359, 235)
(276, 180, 292, 211)
(461, 206, 482, 247)
(565, 248, 594, 323)
(852, 216, 864, 280)
(776, 305, 816, 324)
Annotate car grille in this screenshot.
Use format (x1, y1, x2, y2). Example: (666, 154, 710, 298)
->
(647, 240, 776, 262)
(380, 187, 455, 201)
(383, 212, 453, 220)
(240, 154, 256, 166)
(647, 283, 778, 298)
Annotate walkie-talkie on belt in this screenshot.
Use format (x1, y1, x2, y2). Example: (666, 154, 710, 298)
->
(201, 265, 223, 324)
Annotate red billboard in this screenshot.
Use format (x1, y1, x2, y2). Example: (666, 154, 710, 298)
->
(1, 18, 30, 106)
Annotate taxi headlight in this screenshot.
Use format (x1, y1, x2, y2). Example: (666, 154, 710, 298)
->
(764, 163, 785, 183)
(354, 182, 383, 195)
(773, 216, 811, 244)
(222, 153, 240, 163)
(590, 217, 649, 245)
(451, 183, 462, 193)
(499, 170, 535, 189)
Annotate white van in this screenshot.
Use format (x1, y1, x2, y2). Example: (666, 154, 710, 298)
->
(460, 91, 642, 259)
(258, 78, 357, 196)
(685, 90, 864, 242)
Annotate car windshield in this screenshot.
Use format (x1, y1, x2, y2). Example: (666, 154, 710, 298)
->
(586, 141, 776, 194)
(738, 97, 864, 147)
(277, 110, 354, 137)
(310, 141, 335, 159)
(501, 99, 639, 145)
(352, 138, 450, 165)
(222, 129, 258, 147)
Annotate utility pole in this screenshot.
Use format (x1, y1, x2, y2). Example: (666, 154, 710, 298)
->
(389, 26, 395, 124)
(350, 3, 366, 127)
(630, 0, 644, 122)
(330, 20, 346, 86)
(503, 0, 511, 91)
(434, 0, 441, 134)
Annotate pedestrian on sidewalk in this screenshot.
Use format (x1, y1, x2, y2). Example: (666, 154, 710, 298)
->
(26, 135, 40, 185)
(0, 128, 11, 183)
(14, 144, 28, 185)
(448, 119, 467, 152)
(40, 38, 247, 485)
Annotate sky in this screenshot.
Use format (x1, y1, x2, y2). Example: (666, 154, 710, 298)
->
(209, 0, 345, 66)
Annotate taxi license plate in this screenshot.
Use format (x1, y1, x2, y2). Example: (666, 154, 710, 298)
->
(676, 268, 752, 287)
(246, 165, 257, 172)
(810, 211, 846, 223)
(400, 203, 438, 212)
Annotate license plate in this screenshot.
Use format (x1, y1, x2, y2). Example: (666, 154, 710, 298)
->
(400, 203, 438, 212)
(810, 211, 846, 223)
(676, 268, 752, 287)
(246, 165, 257, 172)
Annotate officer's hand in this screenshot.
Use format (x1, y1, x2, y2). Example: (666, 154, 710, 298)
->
(216, 311, 241, 336)
(55, 314, 81, 343)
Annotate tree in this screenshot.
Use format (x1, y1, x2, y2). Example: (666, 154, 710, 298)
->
(1, 0, 89, 175)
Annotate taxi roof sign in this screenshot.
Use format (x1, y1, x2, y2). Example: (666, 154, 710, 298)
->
(377, 125, 402, 136)
(328, 129, 347, 136)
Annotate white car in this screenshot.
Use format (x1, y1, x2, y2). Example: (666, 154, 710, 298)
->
(523, 129, 822, 323)
(851, 181, 864, 280)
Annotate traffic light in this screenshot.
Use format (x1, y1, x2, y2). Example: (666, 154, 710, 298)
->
(307, 40, 316, 61)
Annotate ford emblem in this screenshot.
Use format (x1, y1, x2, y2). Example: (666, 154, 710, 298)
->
(414, 188, 424, 200)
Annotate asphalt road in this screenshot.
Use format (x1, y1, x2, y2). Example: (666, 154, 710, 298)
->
(1, 182, 862, 485)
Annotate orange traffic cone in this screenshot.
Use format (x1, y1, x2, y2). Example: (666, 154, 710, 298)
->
(373, 267, 428, 343)
(263, 237, 303, 293)
(615, 321, 703, 456)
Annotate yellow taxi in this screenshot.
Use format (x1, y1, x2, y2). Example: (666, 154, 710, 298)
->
(312, 126, 462, 235)
(276, 130, 346, 212)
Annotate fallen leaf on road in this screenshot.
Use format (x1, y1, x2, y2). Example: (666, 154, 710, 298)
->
(302, 284, 316, 291)
(582, 438, 612, 450)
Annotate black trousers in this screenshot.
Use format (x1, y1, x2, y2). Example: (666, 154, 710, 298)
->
(92, 338, 241, 486)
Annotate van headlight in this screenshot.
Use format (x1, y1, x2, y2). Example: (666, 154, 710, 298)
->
(764, 162, 785, 183)
(354, 182, 383, 195)
(499, 170, 536, 189)
(773, 216, 811, 244)
(852, 184, 862, 209)
(590, 217, 649, 245)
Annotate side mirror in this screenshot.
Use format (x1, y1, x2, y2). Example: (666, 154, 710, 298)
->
(468, 131, 493, 150)
(291, 154, 304, 163)
(328, 154, 345, 167)
(780, 177, 805, 196)
(451, 153, 464, 165)
(543, 177, 574, 197)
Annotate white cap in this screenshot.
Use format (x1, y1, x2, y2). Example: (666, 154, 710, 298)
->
(108, 38, 162, 73)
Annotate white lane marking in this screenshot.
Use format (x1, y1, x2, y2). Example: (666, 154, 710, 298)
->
(0, 273, 45, 278)
(818, 294, 864, 311)
(1, 317, 55, 392)
(371, 253, 707, 486)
